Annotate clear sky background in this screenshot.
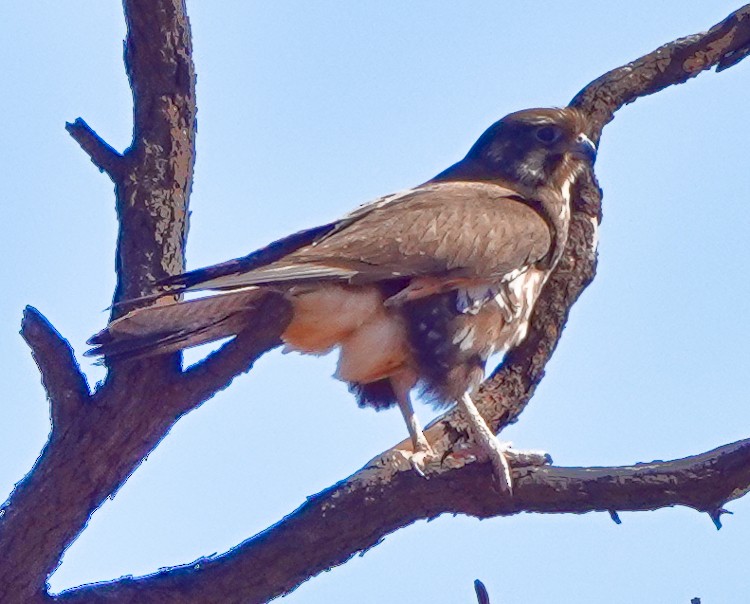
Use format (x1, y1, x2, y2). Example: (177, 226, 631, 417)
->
(2, 2, 750, 603)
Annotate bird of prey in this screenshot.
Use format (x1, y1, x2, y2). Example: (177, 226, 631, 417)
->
(88, 107, 596, 491)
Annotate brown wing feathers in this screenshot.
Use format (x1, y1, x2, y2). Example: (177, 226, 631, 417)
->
(87, 181, 553, 360)
(158, 221, 339, 291)
(204, 182, 551, 289)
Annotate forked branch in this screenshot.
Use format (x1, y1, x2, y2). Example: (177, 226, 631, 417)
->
(1, 4, 748, 604)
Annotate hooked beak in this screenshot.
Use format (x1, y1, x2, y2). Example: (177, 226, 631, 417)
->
(572, 133, 597, 163)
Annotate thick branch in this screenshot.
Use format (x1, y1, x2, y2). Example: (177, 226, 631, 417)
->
(0, 2, 197, 602)
(0, 306, 283, 604)
(114, 0, 196, 306)
(65, 118, 124, 179)
(55, 439, 750, 603)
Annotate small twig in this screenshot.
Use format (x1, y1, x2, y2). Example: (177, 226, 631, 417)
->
(707, 507, 733, 530)
(20, 306, 90, 431)
(65, 118, 124, 179)
(474, 579, 491, 604)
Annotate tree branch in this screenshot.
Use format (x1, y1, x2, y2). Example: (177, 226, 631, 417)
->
(569, 3, 750, 131)
(20, 306, 90, 431)
(2, 4, 749, 604)
(55, 439, 750, 603)
(0, 2, 198, 601)
(474, 580, 491, 604)
(1, 304, 283, 604)
(65, 118, 124, 180)
(114, 0, 196, 306)
(53, 5, 747, 601)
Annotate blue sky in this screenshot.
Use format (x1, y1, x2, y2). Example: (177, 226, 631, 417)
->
(2, 2, 750, 602)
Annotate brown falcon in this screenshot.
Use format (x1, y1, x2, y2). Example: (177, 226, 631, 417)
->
(88, 107, 596, 491)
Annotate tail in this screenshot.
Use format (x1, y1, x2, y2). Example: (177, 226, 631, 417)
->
(86, 289, 267, 360)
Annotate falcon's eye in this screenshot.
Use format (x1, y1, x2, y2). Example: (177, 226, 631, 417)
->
(534, 125, 562, 144)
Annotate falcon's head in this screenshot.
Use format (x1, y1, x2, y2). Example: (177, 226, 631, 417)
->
(434, 107, 596, 196)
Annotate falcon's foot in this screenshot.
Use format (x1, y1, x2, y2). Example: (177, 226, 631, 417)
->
(405, 441, 438, 478)
(392, 376, 438, 477)
(392, 436, 438, 477)
(483, 437, 514, 493)
(457, 393, 551, 494)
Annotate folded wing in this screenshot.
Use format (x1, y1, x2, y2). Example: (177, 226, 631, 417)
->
(169, 181, 551, 292)
(88, 181, 552, 359)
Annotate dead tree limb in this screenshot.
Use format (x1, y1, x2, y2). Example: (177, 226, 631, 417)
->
(65, 118, 124, 179)
(55, 437, 750, 604)
(0, 3, 748, 604)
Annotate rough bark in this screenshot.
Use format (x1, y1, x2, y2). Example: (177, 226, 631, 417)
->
(1, 3, 748, 604)
(0, 5, 297, 600)
(56, 439, 750, 604)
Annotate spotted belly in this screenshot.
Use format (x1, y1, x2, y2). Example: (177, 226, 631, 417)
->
(402, 267, 548, 404)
